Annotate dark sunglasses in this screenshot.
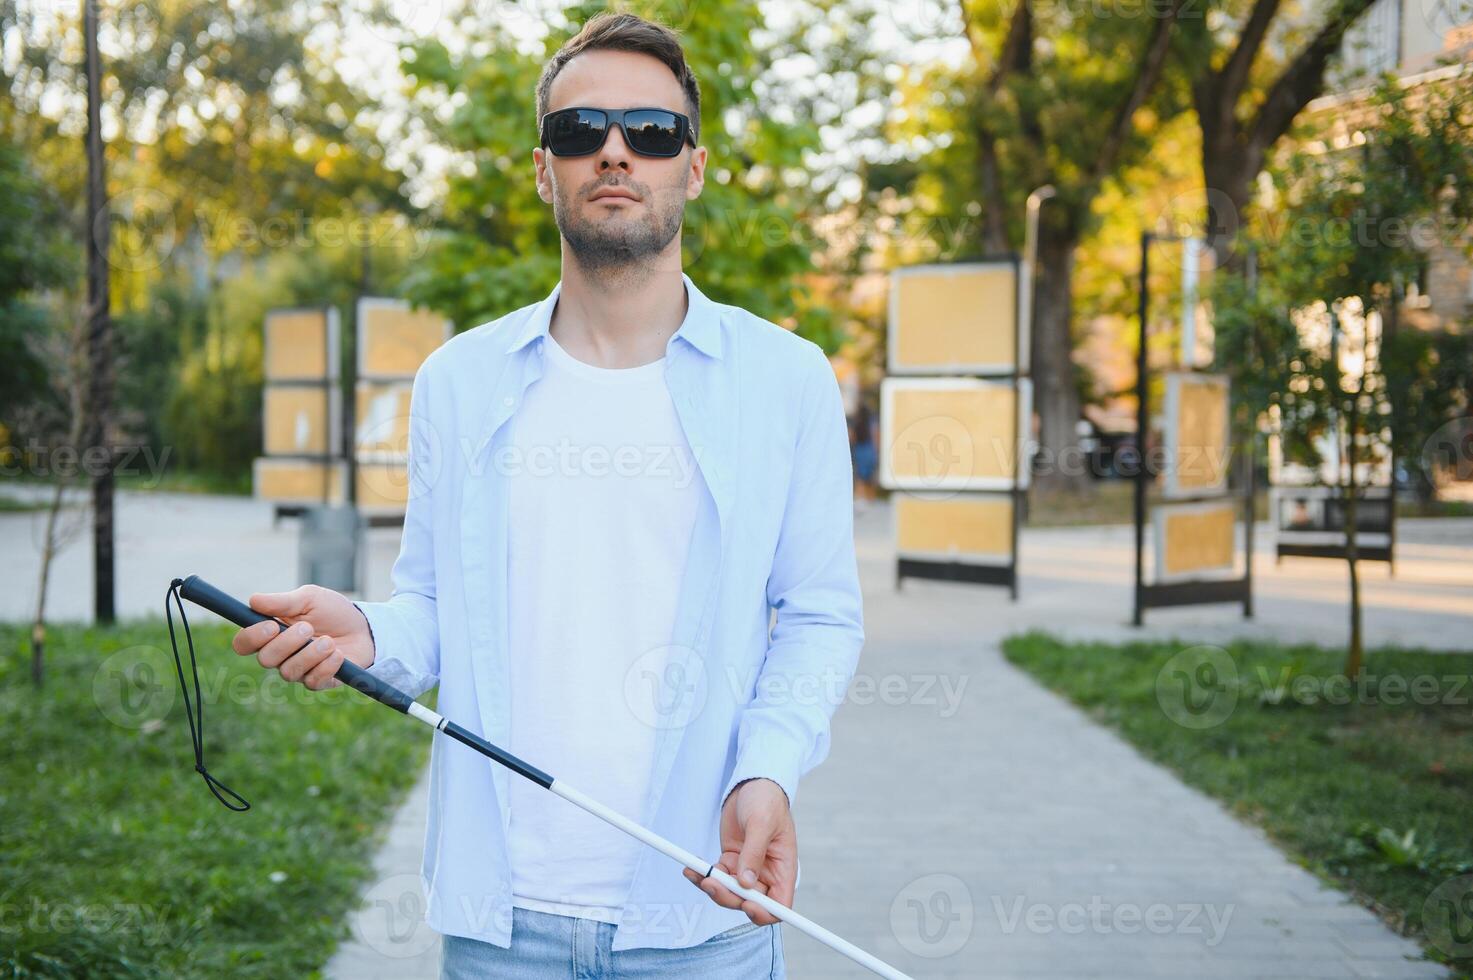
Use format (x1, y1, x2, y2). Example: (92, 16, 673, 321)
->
(539, 106, 697, 158)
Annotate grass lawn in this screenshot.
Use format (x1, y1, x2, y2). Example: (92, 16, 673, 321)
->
(1, 619, 430, 978)
(1022, 482, 1271, 527)
(114, 469, 253, 496)
(1003, 633, 1473, 975)
(1018, 481, 1472, 527)
(0, 495, 54, 513)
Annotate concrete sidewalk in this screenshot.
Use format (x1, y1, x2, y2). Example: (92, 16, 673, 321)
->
(2, 488, 1464, 976)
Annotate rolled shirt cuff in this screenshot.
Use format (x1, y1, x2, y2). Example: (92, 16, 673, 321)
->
(721, 732, 804, 812)
(352, 599, 432, 697)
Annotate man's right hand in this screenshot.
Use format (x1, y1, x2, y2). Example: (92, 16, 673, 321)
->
(229, 585, 376, 691)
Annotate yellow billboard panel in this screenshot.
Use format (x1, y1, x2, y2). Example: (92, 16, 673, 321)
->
(888, 263, 1019, 375)
(263, 385, 339, 457)
(1163, 371, 1231, 497)
(1154, 500, 1237, 582)
(356, 461, 411, 512)
(358, 299, 451, 379)
(264, 309, 337, 382)
(253, 458, 345, 504)
(355, 381, 413, 456)
(895, 493, 1014, 565)
(880, 378, 1030, 491)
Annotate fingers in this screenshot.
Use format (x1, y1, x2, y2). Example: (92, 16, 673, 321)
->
(686, 854, 743, 910)
(248, 586, 315, 620)
(735, 872, 779, 925)
(256, 620, 315, 670)
(735, 814, 775, 890)
(684, 859, 781, 925)
(230, 618, 283, 656)
(279, 635, 335, 684)
(301, 641, 346, 691)
(767, 861, 796, 911)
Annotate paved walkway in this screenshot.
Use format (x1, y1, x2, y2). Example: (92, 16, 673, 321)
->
(3, 487, 1467, 977)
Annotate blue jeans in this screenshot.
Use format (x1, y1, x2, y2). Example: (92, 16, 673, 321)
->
(440, 907, 785, 979)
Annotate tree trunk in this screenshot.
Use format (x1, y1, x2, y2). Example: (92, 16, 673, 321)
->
(1344, 485, 1364, 679)
(1031, 224, 1090, 493)
(31, 478, 68, 688)
(1343, 392, 1364, 679)
(1201, 146, 1260, 272)
(84, 0, 116, 624)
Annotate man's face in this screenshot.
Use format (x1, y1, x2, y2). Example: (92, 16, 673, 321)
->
(534, 48, 707, 274)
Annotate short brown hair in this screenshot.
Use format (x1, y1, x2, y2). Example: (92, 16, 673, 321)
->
(536, 12, 701, 144)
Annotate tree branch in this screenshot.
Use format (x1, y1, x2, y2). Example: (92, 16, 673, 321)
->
(1092, 0, 1185, 183)
(1214, 0, 1284, 123)
(1248, 0, 1379, 153)
(991, 0, 1032, 94)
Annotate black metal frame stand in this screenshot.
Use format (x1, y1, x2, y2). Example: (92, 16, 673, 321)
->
(893, 254, 1026, 601)
(1132, 232, 1254, 625)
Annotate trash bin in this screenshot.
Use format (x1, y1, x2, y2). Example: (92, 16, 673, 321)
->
(298, 504, 360, 593)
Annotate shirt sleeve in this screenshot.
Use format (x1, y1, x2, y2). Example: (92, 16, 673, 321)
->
(721, 344, 865, 810)
(353, 364, 442, 699)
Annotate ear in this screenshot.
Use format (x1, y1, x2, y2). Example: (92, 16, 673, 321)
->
(685, 144, 707, 201)
(533, 147, 553, 204)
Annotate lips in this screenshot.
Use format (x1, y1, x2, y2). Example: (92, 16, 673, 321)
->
(590, 188, 640, 202)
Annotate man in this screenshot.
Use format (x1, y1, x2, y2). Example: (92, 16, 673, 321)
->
(230, 11, 863, 978)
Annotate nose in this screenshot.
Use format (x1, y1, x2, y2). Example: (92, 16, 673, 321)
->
(596, 121, 634, 172)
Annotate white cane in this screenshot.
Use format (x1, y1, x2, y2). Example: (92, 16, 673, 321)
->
(168, 575, 913, 980)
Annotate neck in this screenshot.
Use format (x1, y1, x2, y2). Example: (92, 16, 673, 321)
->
(550, 243, 687, 369)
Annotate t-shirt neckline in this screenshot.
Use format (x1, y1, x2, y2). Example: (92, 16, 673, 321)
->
(542, 329, 667, 384)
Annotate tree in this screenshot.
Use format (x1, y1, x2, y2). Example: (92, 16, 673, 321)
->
(2, 0, 419, 494)
(863, 0, 1191, 492)
(399, 0, 843, 349)
(0, 125, 84, 685)
(1213, 74, 1473, 676)
(0, 129, 74, 432)
(1177, 0, 1381, 266)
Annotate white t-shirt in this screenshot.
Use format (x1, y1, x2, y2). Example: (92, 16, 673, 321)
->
(504, 327, 702, 923)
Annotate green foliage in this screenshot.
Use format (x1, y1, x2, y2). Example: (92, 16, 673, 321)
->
(400, 0, 838, 347)
(1213, 76, 1473, 481)
(871, 0, 1190, 255)
(1003, 632, 1473, 971)
(0, 129, 78, 438)
(2, 0, 423, 487)
(0, 618, 430, 977)
(1341, 824, 1470, 877)
(1382, 320, 1473, 496)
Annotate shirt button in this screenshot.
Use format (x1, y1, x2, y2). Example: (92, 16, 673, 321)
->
(503, 396, 514, 406)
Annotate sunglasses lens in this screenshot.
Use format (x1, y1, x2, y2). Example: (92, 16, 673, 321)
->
(622, 110, 685, 156)
(547, 108, 608, 156)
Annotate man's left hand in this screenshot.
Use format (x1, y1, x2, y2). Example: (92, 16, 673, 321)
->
(683, 778, 797, 925)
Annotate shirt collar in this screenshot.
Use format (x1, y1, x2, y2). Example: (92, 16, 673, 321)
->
(503, 271, 724, 360)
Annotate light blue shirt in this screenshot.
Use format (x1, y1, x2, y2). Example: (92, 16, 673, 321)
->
(354, 272, 865, 951)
